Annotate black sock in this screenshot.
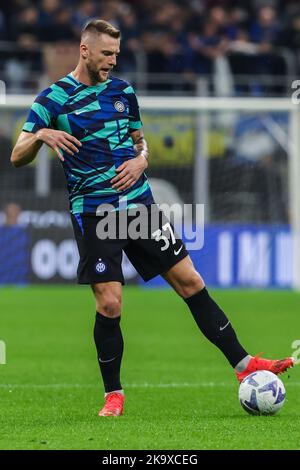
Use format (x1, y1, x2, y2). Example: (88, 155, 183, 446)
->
(94, 312, 124, 393)
(184, 288, 248, 367)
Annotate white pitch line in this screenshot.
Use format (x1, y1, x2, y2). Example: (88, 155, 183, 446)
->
(0, 382, 227, 389)
(0, 381, 299, 390)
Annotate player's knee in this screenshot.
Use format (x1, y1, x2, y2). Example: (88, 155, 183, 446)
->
(93, 285, 122, 318)
(97, 294, 122, 317)
(178, 270, 204, 298)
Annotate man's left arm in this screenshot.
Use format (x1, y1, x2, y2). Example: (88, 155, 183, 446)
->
(111, 128, 149, 191)
(132, 128, 149, 162)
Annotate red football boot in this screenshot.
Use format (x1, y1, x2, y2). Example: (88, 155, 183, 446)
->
(236, 354, 295, 383)
(98, 392, 125, 417)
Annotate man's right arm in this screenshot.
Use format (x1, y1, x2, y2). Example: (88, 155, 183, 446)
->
(11, 129, 82, 168)
(11, 131, 43, 168)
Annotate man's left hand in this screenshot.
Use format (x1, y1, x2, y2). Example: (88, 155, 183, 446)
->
(111, 155, 148, 191)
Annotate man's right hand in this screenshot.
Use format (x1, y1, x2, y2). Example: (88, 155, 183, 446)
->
(36, 129, 82, 161)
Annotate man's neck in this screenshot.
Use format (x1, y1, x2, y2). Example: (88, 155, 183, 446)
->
(72, 64, 97, 86)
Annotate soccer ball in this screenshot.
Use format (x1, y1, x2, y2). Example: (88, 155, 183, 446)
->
(238, 370, 286, 416)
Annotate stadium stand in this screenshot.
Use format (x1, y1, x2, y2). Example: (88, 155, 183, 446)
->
(1, 0, 300, 95)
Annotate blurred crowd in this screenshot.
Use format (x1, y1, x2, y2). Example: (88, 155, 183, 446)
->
(1, 0, 300, 93)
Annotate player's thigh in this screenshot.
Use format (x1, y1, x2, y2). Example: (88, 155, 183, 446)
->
(124, 205, 189, 282)
(71, 213, 126, 285)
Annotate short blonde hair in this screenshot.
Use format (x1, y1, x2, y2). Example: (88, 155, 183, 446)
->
(81, 19, 121, 39)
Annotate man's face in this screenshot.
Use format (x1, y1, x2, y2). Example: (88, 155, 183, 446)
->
(82, 33, 120, 84)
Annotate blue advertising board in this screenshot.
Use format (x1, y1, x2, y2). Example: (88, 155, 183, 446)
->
(0, 224, 293, 288)
(0, 227, 30, 284)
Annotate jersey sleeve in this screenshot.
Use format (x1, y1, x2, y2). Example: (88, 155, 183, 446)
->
(22, 88, 57, 133)
(123, 85, 143, 132)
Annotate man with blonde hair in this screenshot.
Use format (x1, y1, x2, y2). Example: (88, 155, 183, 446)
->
(11, 19, 294, 417)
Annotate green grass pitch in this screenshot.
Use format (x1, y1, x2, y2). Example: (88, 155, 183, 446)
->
(0, 286, 299, 450)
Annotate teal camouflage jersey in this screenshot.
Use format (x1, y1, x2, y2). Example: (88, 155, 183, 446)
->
(23, 73, 154, 213)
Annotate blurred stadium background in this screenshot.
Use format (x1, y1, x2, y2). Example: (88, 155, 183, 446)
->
(1, 0, 300, 451)
(1, 0, 300, 289)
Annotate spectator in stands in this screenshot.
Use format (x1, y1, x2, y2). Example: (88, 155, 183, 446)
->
(4, 5, 42, 91)
(118, 6, 140, 51)
(0, 129, 11, 173)
(72, 0, 97, 38)
(279, 14, 300, 72)
(38, 0, 60, 27)
(279, 0, 300, 18)
(249, 6, 286, 94)
(188, 15, 228, 76)
(12, 5, 40, 46)
(0, 9, 6, 40)
(3, 202, 21, 226)
(39, 7, 77, 43)
(116, 6, 140, 73)
(98, 0, 122, 26)
(250, 5, 281, 45)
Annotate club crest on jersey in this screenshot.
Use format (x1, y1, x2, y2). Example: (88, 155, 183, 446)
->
(95, 258, 107, 274)
(114, 101, 125, 112)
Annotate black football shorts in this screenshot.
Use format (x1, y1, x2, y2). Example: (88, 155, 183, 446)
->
(71, 204, 188, 284)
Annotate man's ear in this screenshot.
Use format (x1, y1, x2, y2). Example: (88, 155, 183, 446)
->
(80, 43, 88, 59)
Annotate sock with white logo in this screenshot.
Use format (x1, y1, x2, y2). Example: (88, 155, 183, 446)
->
(94, 312, 124, 393)
(184, 288, 248, 368)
